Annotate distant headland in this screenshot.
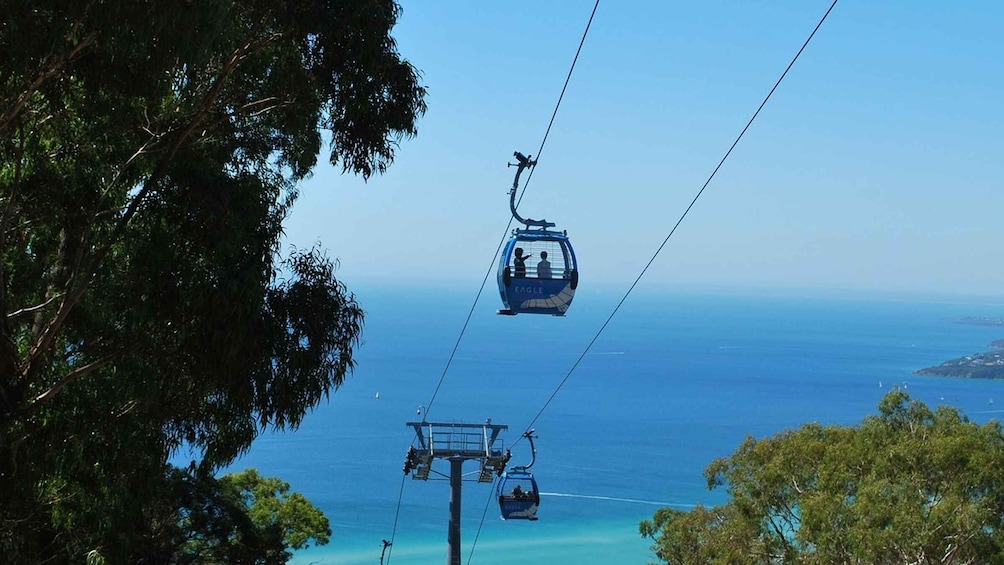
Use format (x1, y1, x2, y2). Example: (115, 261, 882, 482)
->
(916, 339, 1004, 379)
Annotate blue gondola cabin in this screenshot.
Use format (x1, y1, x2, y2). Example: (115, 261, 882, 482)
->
(498, 230, 578, 316)
(497, 468, 540, 520)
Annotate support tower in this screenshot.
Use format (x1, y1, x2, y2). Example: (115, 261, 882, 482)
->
(404, 421, 510, 565)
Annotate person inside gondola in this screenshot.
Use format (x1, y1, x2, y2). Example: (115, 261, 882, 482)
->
(536, 251, 551, 279)
(513, 247, 530, 278)
(512, 485, 524, 499)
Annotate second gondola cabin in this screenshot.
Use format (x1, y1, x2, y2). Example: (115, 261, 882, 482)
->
(497, 467, 540, 521)
(497, 229, 578, 316)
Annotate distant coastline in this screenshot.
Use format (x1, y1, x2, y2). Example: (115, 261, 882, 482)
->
(916, 339, 1004, 379)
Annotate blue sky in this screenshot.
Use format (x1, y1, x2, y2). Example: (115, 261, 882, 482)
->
(284, 1, 1004, 297)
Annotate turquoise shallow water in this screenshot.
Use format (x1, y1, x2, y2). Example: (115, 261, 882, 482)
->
(220, 286, 1004, 564)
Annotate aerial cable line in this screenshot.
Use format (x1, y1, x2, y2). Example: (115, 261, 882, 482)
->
(513, 0, 841, 444)
(383, 472, 408, 564)
(466, 476, 501, 565)
(511, 0, 601, 215)
(419, 0, 600, 422)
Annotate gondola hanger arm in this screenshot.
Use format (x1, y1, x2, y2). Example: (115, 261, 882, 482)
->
(507, 151, 555, 229)
(523, 429, 537, 470)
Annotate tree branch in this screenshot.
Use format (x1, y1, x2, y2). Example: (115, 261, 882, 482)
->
(204, 96, 295, 131)
(107, 39, 259, 241)
(18, 44, 254, 390)
(21, 283, 89, 387)
(22, 356, 112, 415)
(0, 127, 25, 338)
(791, 476, 804, 495)
(14, 29, 284, 411)
(6, 294, 64, 320)
(0, 28, 96, 135)
(115, 400, 138, 418)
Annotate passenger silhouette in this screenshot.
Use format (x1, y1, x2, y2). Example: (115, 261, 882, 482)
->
(536, 251, 552, 279)
(513, 247, 530, 278)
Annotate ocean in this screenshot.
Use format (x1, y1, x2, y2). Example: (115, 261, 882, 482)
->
(223, 285, 1004, 564)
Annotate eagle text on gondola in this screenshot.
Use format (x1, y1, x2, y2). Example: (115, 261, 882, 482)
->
(512, 286, 545, 294)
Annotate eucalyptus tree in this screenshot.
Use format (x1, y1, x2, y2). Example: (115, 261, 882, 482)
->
(641, 391, 1004, 565)
(0, 0, 425, 561)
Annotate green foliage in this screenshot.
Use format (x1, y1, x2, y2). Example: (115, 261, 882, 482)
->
(147, 466, 330, 564)
(72, 465, 332, 564)
(0, 0, 424, 561)
(221, 468, 331, 552)
(641, 391, 1004, 564)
